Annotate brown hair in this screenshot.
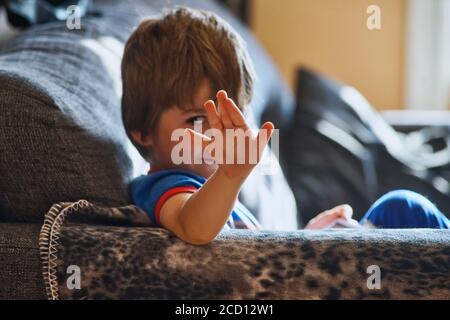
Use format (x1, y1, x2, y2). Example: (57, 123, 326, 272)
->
(121, 6, 256, 160)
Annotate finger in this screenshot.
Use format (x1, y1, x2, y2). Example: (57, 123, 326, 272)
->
(216, 90, 226, 118)
(334, 204, 353, 219)
(217, 90, 233, 128)
(256, 121, 275, 151)
(204, 100, 223, 130)
(307, 210, 344, 229)
(224, 97, 247, 128)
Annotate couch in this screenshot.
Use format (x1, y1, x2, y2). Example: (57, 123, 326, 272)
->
(0, 0, 449, 299)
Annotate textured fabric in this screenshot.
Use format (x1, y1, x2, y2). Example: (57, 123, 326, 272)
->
(0, 0, 144, 221)
(37, 200, 450, 300)
(0, 69, 133, 221)
(361, 190, 450, 229)
(0, 223, 47, 299)
(131, 169, 260, 230)
(0, 0, 297, 226)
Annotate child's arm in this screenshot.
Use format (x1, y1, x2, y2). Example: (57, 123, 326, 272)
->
(159, 90, 274, 245)
(159, 168, 247, 245)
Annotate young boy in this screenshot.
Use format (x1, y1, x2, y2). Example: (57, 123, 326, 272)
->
(122, 7, 448, 245)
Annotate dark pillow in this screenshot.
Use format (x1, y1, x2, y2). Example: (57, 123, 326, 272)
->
(0, 0, 295, 222)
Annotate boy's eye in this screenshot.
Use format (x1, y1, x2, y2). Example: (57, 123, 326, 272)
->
(187, 115, 207, 125)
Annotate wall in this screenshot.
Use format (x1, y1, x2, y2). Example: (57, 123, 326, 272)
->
(250, 0, 406, 109)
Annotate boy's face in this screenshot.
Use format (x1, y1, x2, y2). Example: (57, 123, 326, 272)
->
(148, 78, 217, 178)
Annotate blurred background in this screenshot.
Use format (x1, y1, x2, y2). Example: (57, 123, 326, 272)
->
(2, 0, 448, 111)
(223, 0, 450, 111)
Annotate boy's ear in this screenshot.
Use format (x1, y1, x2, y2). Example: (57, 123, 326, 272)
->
(130, 130, 153, 147)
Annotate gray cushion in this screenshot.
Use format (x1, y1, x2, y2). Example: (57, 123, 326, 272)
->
(0, 24, 133, 221)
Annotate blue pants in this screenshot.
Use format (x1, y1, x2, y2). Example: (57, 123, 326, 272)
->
(359, 190, 449, 229)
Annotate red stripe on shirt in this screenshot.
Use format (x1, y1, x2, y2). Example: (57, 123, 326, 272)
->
(154, 186, 197, 225)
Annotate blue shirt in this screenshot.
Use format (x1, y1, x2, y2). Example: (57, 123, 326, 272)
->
(130, 169, 261, 230)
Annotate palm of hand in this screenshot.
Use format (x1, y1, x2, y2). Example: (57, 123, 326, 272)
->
(187, 90, 274, 180)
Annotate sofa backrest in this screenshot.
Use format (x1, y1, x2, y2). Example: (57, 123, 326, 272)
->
(0, 21, 134, 221)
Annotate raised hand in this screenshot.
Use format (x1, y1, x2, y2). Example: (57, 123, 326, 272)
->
(186, 90, 274, 180)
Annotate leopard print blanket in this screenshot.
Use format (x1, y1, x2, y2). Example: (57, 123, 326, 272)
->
(39, 200, 450, 300)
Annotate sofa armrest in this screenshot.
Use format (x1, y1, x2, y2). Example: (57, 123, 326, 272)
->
(0, 223, 47, 299)
(40, 224, 450, 300)
(2, 221, 448, 300)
